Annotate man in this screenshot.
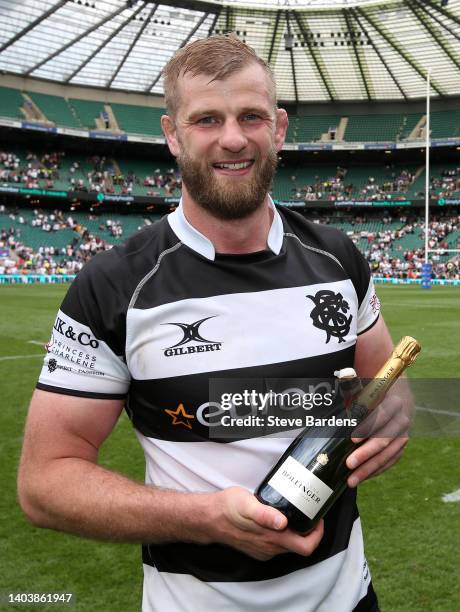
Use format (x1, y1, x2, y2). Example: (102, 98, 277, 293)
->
(18, 35, 408, 611)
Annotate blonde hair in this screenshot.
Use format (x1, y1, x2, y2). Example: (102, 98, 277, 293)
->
(162, 33, 276, 118)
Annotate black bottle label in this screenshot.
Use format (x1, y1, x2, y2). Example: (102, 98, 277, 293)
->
(268, 456, 333, 520)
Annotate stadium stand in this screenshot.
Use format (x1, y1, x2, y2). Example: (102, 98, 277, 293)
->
(110, 103, 163, 136)
(430, 109, 460, 139)
(0, 86, 24, 120)
(27, 92, 81, 128)
(2, 147, 458, 203)
(344, 112, 423, 142)
(291, 115, 342, 143)
(1, 85, 459, 145)
(2, 205, 458, 280)
(68, 99, 106, 130)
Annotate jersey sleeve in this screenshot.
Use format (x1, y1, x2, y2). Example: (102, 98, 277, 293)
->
(339, 237, 380, 335)
(357, 276, 381, 335)
(36, 254, 131, 399)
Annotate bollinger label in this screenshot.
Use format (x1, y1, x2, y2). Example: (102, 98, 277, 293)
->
(268, 456, 333, 520)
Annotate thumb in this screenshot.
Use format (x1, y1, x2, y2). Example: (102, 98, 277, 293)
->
(250, 497, 288, 531)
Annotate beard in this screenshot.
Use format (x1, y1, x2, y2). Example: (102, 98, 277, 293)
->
(176, 146, 278, 221)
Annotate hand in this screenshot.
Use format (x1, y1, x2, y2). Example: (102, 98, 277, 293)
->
(346, 394, 411, 487)
(210, 487, 324, 561)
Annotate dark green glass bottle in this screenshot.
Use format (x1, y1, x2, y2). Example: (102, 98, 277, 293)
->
(255, 337, 421, 533)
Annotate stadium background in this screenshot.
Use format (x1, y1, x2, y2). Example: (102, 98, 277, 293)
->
(0, 0, 459, 610)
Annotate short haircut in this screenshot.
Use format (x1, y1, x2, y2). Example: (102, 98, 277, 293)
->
(162, 33, 277, 118)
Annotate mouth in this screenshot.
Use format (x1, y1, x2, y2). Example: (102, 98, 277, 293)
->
(212, 160, 255, 176)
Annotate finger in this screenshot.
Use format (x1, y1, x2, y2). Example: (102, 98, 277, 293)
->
(352, 396, 403, 441)
(347, 437, 408, 487)
(369, 447, 405, 479)
(347, 436, 392, 470)
(348, 433, 409, 470)
(275, 519, 325, 556)
(241, 494, 288, 532)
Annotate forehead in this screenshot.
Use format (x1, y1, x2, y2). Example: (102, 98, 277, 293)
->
(175, 63, 274, 118)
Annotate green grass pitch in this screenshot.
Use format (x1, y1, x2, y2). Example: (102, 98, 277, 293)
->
(0, 285, 459, 611)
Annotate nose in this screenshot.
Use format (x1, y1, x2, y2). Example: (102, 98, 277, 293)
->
(218, 118, 248, 153)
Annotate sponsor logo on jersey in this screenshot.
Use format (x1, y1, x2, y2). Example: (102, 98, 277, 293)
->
(47, 357, 71, 374)
(46, 333, 98, 369)
(307, 290, 352, 343)
(53, 316, 100, 349)
(164, 403, 195, 429)
(369, 292, 381, 315)
(162, 316, 222, 357)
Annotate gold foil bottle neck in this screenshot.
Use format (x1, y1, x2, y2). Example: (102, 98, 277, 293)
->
(392, 336, 421, 367)
(353, 336, 421, 413)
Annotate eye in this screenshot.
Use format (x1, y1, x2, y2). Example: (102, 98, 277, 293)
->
(242, 113, 261, 121)
(196, 116, 217, 125)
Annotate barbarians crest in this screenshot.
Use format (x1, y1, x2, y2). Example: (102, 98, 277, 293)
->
(307, 290, 352, 343)
(47, 358, 57, 373)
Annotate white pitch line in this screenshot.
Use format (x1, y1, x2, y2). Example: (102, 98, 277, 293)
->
(416, 405, 460, 418)
(442, 489, 460, 503)
(27, 340, 45, 346)
(0, 354, 43, 362)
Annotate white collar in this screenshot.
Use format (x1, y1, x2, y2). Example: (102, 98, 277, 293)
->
(167, 196, 283, 261)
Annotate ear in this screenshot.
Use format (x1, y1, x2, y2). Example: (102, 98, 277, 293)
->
(274, 108, 288, 152)
(161, 114, 180, 157)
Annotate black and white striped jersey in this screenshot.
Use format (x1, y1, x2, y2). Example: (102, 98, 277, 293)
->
(37, 202, 381, 612)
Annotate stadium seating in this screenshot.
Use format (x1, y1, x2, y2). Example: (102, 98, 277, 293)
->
(1, 85, 459, 145)
(344, 113, 422, 142)
(430, 109, 460, 139)
(27, 92, 81, 128)
(2, 205, 458, 281)
(68, 99, 106, 130)
(110, 103, 164, 136)
(0, 86, 24, 119)
(292, 115, 341, 142)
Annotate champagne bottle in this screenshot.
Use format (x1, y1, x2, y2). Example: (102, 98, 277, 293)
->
(255, 337, 421, 533)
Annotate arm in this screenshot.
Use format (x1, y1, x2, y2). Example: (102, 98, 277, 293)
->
(346, 316, 413, 487)
(18, 389, 323, 560)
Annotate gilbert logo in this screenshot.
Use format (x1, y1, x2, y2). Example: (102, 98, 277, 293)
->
(163, 316, 222, 357)
(165, 403, 195, 430)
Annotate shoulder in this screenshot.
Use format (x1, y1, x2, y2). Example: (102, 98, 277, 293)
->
(61, 216, 181, 327)
(278, 205, 355, 257)
(73, 216, 178, 296)
(278, 206, 371, 303)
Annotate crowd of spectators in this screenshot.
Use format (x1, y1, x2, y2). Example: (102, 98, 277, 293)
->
(0, 206, 150, 276)
(143, 169, 181, 196)
(0, 151, 63, 189)
(1, 205, 459, 281)
(429, 167, 460, 199)
(2, 150, 459, 203)
(0, 150, 181, 197)
(333, 212, 460, 280)
(291, 166, 417, 203)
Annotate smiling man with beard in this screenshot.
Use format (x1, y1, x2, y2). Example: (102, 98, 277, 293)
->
(161, 41, 285, 239)
(20, 34, 405, 612)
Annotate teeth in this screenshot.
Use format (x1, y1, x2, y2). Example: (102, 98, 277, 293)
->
(215, 161, 252, 170)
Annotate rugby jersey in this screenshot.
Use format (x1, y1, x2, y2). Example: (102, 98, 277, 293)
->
(37, 201, 381, 612)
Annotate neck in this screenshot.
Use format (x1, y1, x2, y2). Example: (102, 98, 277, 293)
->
(181, 187, 273, 254)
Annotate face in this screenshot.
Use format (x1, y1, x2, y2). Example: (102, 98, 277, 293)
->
(162, 63, 288, 220)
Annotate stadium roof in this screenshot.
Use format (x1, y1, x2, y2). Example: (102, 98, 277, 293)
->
(0, 0, 459, 102)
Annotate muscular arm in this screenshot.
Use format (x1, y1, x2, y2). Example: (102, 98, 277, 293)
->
(18, 390, 212, 543)
(18, 389, 323, 560)
(346, 316, 413, 486)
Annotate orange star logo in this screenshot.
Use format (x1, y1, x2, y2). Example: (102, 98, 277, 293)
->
(165, 403, 195, 429)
